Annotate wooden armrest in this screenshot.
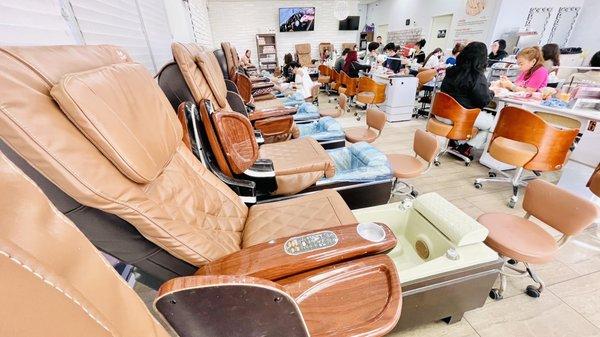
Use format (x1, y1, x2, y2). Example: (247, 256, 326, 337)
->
(196, 223, 397, 280)
(156, 275, 310, 337)
(249, 107, 297, 121)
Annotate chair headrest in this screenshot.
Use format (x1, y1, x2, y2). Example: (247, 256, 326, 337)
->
(51, 63, 182, 183)
(295, 43, 311, 54)
(172, 42, 230, 110)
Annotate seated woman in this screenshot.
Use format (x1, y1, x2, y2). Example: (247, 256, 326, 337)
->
(542, 43, 560, 73)
(488, 39, 508, 66)
(411, 39, 427, 65)
(382, 43, 402, 73)
(568, 50, 600, 84)
(439, 41, 496, 158)
(362, 42, 380, 66)
(445, 43, 464, 66)
(321, 48, 331, 63)
(498, 46, 548, 92)
(240, 49, 253, 67)
(282, 53, 295, 82)
(423, 48, 444, 69)
(334, 48, 350, 72)
(343, 50, 371, 78)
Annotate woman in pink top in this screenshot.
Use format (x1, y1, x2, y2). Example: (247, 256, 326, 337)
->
(500, 46, 548, 92)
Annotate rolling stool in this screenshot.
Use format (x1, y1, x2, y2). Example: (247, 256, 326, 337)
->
(345, 107, 386, 143)
(474, 107, 579, 208)
(426, 92, 480, 166)
(387, 129, 439, 199)
(478, 179, 599, 300)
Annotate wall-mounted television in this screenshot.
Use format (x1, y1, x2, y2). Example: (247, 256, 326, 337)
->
(339, 16, 360, 31)
(279, 7, 315, 32)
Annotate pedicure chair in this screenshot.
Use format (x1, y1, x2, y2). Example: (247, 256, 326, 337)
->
(160, 42, 346, 148)
(0, 45, 501, 333)
(180, 99, 391, 206)
(220, 41, 276, 102)
(0, 150, 402, 337)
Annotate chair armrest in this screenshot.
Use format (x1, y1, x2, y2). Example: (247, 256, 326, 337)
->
(196, 223, 396, 280)
(249, 107, 297, 121)
(155, 275, 310, 337)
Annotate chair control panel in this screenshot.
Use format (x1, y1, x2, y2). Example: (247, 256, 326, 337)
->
(284, 231, 338, 255)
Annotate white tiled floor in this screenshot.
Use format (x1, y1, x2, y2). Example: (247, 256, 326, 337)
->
(136, 93, 600, 337)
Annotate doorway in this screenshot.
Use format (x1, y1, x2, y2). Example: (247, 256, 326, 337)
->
(428, 14, 453, 53)
(377, 24, 388, 46)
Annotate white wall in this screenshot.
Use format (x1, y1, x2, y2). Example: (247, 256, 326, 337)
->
(163, 0, 195, 42)
(489, 0, 585, 44)
(568, 0, 600, 63)
(365, 0, 502, 53)
(207, 0, 362, 63)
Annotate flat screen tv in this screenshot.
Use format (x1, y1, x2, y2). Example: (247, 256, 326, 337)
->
(339, 16, 360, 30)
(279, 7, 315, 32)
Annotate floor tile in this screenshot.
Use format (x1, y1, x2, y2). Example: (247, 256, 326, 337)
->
(549, 271, 600, 329)
(465, 291, 600, 337)
(389, 319, 479, 337)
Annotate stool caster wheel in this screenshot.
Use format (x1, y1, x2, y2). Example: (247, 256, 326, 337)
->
(356, 117, 361, 121)
(464, 161, 471, 167)
(489, 289, 503, 301)
(474, 182, 482, 189)
(410, 190, 419, 197)
(488, 171, 497, 178)
(525, 285, 541, 298)
(434, 161, 441, 167)
(507, 259, 517, 265)
(507, 198, 517, 208)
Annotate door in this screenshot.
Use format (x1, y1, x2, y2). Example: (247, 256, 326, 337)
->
(377, 24, 388, 46)
(428, 14, 453, 53)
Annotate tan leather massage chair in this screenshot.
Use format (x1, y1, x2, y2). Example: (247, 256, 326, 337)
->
(0, 149, 402, 337)
(295, 43, 314, 68)
(0, 45, 402, 336)
(426, 92, 480, 166)
(160, 44, 393, 204)
(159, 42, 297, 144)
(220, 41, 276, 103)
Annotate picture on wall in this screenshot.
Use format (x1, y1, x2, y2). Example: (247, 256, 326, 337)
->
(279, 7, 316, 32)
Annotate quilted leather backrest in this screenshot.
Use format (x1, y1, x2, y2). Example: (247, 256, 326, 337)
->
(221, 42, 237, 79)
(0, 45, 248, 266)
(172, 42, 231, 110)
(0, 151, 171, 337)
(230, 45, 241, 69)
(51, 63, 181, 183)
(212, 111, 259, 174)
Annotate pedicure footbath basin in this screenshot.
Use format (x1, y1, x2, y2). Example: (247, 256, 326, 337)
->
(352, 193, 502, 330)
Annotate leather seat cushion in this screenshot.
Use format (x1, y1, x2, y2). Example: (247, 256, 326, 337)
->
(320, 107, 342, 118)
(356, 91, 375, 104)
(338, 87, 347, 95)
(242, 190, 357, 247)
(345, 127, 379, 143)
(478, 213, 558, 264)
(259, 137, 335, 195)
(254, 98, 285, 110)
(254, 93, 275, 101)
(387, 154, 426, 179)
(426, 117, 452, 137)
(331, 82, 341, 90)
(318, 75, 331, 84)
(489, 137, 537, 167)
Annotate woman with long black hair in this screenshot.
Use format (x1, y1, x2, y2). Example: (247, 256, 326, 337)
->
(440, 41, 496, 158)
